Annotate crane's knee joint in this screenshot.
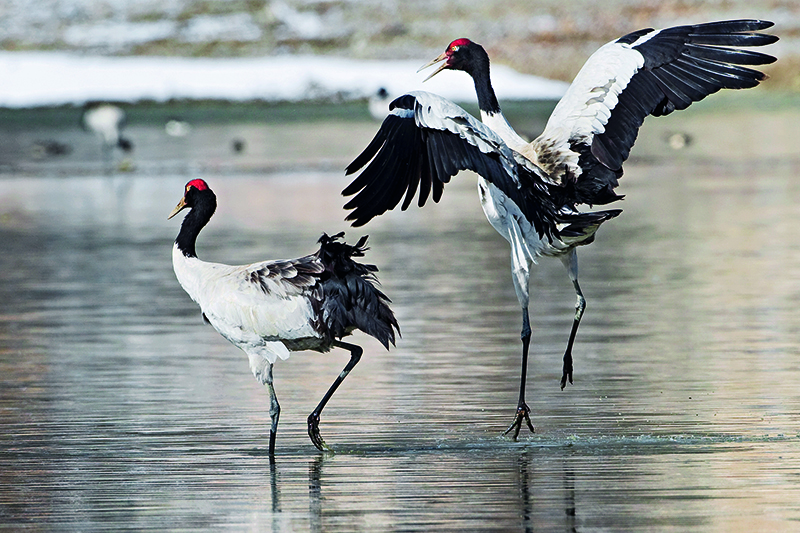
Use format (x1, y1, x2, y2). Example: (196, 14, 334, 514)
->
(521, 309, 532, 340)
(351, 346, 363, 361)
(576, 295, 586, 317)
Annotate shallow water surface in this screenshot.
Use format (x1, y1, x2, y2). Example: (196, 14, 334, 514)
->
(1, 106, 800, 531)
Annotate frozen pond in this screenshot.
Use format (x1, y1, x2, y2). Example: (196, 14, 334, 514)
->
(1, 101, 799, 530)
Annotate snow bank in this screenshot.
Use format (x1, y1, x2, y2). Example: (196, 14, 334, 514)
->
(0, 51, 568, 108)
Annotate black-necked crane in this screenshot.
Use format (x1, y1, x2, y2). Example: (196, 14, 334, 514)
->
(342, 20, 777, 439)
(169, 179, 399, 455)
(81, 103, 134, 155)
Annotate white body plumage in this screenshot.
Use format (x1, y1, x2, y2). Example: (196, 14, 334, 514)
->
(477, 176, 573, 309)
(172, 243, 322, 379)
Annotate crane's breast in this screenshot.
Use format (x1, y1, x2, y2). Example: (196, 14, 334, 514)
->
(172, 248, 323, 350)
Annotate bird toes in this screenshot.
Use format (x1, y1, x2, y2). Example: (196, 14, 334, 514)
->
(561, 353, 574, 390)
(502, 403, 535, 440)
(307, 413, 334, 453)
(560, 371, 574, 390)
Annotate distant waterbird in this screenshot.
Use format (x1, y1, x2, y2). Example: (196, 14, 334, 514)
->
(81, 103, 133, 154)
(169, 179, 399, 455)
(31, 139, 71, 158)
(165, 119, 192, 137)
(343, 20, 778, 438)
(231, 138, 247, 154)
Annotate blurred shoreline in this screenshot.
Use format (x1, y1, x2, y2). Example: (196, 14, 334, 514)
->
(1, 95, 797, 181)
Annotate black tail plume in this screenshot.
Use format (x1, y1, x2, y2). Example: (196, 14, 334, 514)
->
(316, 233, 400, 349)
(557, 209, 622, 238)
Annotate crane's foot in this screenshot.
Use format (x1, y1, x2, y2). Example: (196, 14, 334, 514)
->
(307, 412, 334, 453)
(503, 403, 535, 440)
(561, 352, 573, 390)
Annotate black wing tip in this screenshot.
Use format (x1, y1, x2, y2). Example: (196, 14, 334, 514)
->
(341, 181, 362, 197)
(344, 110, 412, 177)
(759, 37, 780, 50)
(343, 211, 370, 228)
(375, 318, 401, 350)
(750, 19, 775, 30)
(692, 19, 775, 32)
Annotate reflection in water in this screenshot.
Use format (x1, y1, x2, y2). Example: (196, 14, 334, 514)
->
(518, 452, 577, 533)
(269, 460, 284, 532)
(517, 451, 577, 533)
(1, 113, 800, 530)
(300, 450, 582, 531)
(562, 463, 576, 532)
(308, 456, 323, 533)
(518, 451, 536, 532)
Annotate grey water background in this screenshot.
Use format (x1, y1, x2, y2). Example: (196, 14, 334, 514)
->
(1, 98, 799, 531)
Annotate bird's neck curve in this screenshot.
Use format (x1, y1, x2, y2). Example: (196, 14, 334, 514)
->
(175, 196, 216, 258)
(466, 50, 530, 151)
(470, 60, 502, 116)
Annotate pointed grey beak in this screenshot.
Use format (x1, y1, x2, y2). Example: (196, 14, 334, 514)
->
(168, 196, 187, 220)
(418, 52, 449, 82)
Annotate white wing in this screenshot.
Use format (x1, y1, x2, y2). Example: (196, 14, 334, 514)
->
(526, 19, 777, 206)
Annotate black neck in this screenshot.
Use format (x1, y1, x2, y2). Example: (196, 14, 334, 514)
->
(175, 193, 216, 258)
(469, 50, 501, 115)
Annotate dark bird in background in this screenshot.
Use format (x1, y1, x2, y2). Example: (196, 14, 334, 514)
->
(31, 139, 72, 158)
(342, 20, 777, 438)
(231, 138, 247, 154)
(369, 87, 393, 121)
(169, 179, 399, 455)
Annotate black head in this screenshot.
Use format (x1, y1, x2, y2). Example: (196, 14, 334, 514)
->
(118, 137, 134, 152)
(168, 178, 216, 221)
(419, 38, 490, 81)
(169, 179, 217, 258)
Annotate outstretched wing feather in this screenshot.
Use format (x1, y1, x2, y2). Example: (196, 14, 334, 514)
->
(532, 19, 776, 206)
(343, 91, 557, 239)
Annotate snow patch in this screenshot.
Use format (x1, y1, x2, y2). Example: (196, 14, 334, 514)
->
(0, 51, 568, 108)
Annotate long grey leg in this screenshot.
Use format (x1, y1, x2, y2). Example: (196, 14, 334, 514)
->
(560, 250, 585, 390)
(307, 340, 363, 452)
(264, 363, 281, 456)
(503, 307, 536, 439)
(503, 238, 535, 440)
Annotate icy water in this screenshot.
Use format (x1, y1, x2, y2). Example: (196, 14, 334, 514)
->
(1, 100, 800, 531)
